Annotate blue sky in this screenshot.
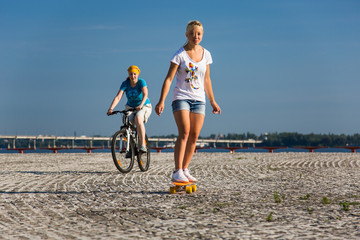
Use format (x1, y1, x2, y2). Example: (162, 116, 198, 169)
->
(1, 0, 359, 137)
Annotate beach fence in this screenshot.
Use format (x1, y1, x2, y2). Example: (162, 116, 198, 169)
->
(0, 135, 263, 154)
(2, 135, 358, 154)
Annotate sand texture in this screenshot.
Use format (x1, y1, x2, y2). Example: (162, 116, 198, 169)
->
(0, 152, 359, 239)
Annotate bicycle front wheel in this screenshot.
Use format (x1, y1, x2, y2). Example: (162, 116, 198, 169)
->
(111, 130, 135, 173)
(137, 134, 150, 172)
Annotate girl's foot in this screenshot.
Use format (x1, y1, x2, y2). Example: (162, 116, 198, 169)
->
(183, 168, 197, 182)
(139, 145, 147, 153)
(171, 169, 189, 183)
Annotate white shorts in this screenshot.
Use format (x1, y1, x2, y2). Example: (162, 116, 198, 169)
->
(125, 104, 152, 123)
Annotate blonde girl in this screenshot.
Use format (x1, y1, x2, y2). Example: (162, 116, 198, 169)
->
(155, 20, 221, 183)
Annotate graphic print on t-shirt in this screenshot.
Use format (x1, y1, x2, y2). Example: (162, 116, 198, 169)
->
(127, 89, 139, 102)
(185, 63, 199, 90)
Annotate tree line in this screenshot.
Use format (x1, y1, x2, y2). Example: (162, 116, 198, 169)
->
(220, 132, 360, 147)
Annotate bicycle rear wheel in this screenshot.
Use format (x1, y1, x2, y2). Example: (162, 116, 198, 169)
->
(111, 130, 135, 173)
(137, 134, 150, 172)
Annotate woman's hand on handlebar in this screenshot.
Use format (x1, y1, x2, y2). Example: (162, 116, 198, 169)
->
(107, 109, 113, 116)
(135, 104, 143, 112)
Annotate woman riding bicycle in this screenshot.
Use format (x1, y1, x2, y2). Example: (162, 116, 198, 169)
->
(107, 65, 152, 153)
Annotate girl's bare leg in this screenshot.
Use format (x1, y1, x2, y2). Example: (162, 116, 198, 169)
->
(173, 110, 190, 170)
(182, 113, 204, 169)
(135, 115, 146, 147)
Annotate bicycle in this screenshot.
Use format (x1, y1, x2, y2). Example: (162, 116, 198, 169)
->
(109, 109, 150, 173)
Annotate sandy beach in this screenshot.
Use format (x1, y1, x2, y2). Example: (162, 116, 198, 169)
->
(0, 152, 359, 239)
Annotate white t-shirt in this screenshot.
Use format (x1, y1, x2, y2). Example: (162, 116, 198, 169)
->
(170, 47, 213, 102)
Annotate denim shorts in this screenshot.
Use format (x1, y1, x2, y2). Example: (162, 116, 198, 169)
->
(172, 99, 205, 115)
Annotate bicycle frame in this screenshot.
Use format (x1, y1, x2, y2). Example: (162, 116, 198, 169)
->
(109, 108, 151, 173)
(113, 109, 139, 152)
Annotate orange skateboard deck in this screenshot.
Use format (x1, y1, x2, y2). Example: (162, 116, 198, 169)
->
(170, 182, 197, 194)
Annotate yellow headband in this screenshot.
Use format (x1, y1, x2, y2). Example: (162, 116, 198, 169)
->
(127, 65, 140, 75)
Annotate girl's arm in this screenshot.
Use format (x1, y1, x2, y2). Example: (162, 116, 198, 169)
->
(136, 86, 149, 111)
(204, 64, 221, 114)
(155, 62, 179, 116)
(107, 89, 124, 115)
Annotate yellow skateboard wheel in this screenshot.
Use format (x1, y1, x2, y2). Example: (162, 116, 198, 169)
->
(192, 185, 197, 192)
(185, 186, 192, 194)
(170, 186, 176, 194)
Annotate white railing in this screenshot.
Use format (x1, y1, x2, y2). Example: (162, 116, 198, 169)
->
(0, 135, 262, 149)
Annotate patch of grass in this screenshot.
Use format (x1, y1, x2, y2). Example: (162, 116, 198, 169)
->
(274, 191, 282, 203)
(339, 201, 359, 211)
(307, 207, 313, 214)
(322, 196, 331, 205)
(339, 202, 350, 211)
(179, 206, 187, 210)
(266, 212, 274, 222)
(299, 194, 311, 200)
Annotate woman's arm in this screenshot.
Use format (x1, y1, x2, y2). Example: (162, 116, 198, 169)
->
(155, 62, 179, 116)
(107, 89, 124, 115)
(136, 86, 149, 111)
(204, 64, 221, 114)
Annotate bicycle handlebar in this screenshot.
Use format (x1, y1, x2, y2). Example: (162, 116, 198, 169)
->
(108, 108, 137, 116)
(109, 111, 120, 115)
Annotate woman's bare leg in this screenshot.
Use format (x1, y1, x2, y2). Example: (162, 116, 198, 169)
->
(135, 115, 146, 147)
(182, 113, 204, 169)
(173, 110, 190, 170)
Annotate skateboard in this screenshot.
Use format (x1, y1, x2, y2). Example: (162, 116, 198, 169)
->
(170, 182, 197, 194)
